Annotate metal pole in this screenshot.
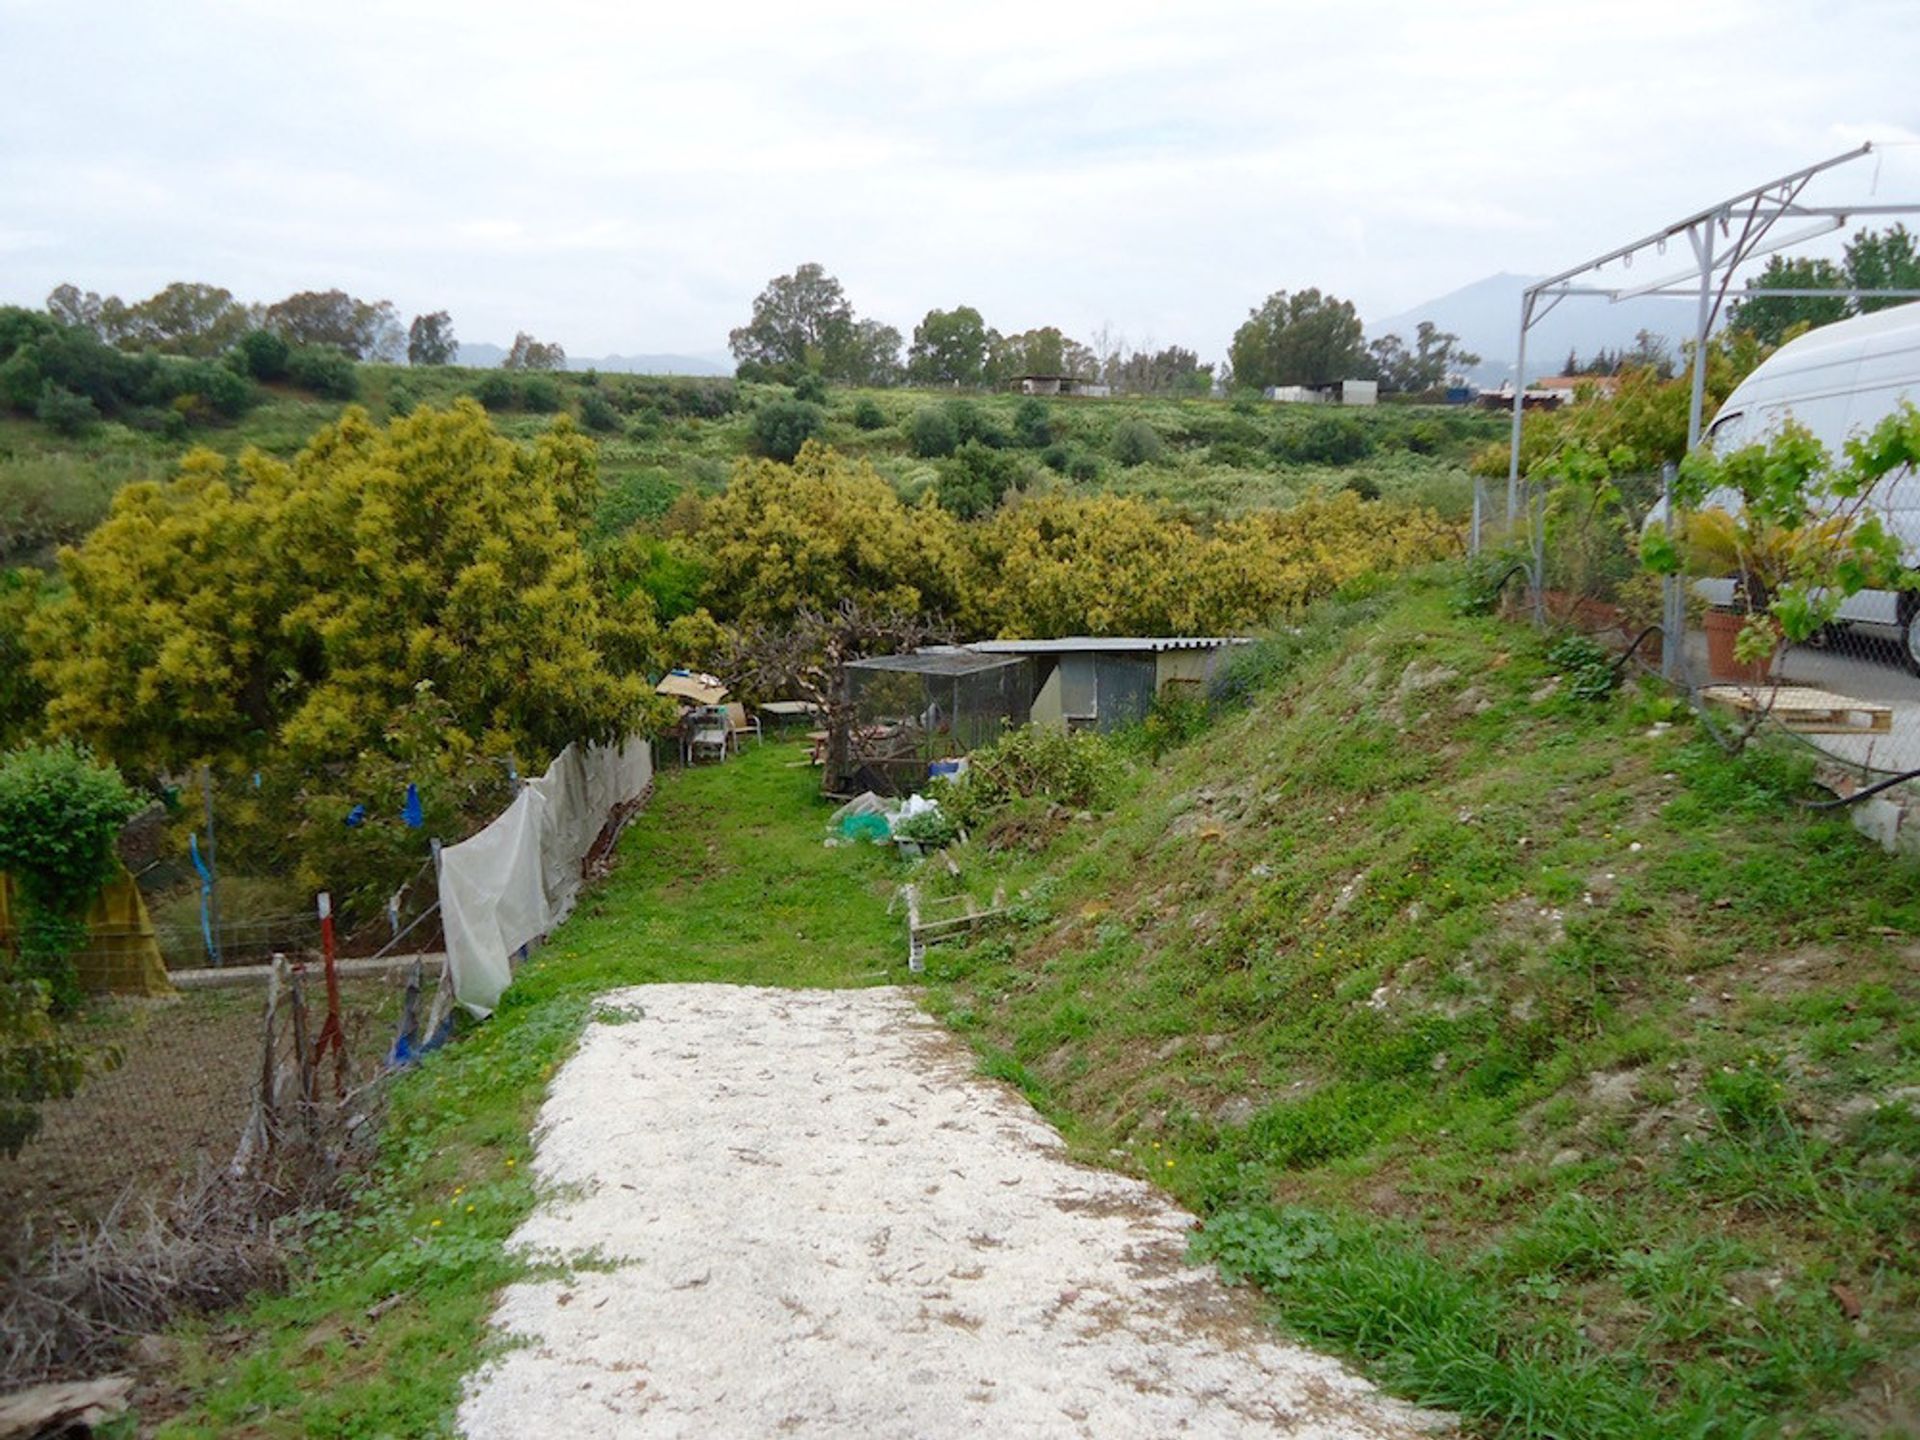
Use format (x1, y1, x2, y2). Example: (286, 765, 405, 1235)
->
(1531, 477, 1547, 630)
(1506, 293, 1533, 523)
(312, 891, 347, 1096)
(1470, 476, 1484, 557)
(1660, 462, 1683, 684)
(1686, 219, 1717, 450)
(201, 764, 222, 966)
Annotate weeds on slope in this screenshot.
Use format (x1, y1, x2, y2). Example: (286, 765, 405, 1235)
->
(157, 744, 898, 1437)
(922, 573, 1920, 1439)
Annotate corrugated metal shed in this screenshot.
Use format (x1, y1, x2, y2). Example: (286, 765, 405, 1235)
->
(937, 637, 1251, 655)
(845, 651, 1027, 677)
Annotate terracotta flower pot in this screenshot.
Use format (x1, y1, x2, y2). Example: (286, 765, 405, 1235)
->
(1704, 608, 1778, 684)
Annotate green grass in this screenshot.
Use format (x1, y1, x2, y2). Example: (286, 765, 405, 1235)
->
(154, 742, 900, 1437)
(917, 572, 1920, 1438)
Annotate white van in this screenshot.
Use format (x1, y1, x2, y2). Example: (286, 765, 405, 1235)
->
(1693, 301, 1920, 670)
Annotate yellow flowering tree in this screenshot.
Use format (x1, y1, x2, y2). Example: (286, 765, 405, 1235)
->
(31, 400, 646, 777)
(696, 441, 967, 626)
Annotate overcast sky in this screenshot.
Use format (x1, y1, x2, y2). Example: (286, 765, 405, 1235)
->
(3, 0, 1918, 363)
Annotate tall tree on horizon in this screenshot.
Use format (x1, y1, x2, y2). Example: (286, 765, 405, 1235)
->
(907, 306, 989, 387)
(729, 263, 856, 378)
(408, 310, 457, 366)
(1228, 288, 1367, 391)
(1726, 224, 1920, 344)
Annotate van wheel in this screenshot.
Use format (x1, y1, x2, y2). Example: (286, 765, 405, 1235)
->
(1902, 598, 1920, 677)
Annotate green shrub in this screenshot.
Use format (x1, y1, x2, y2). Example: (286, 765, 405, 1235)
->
(1067, 452, 1100, 482)
(852, 397, 887, 431)
(235, 328, 291, 382)
(0, 969, 87, 1157)
(473, 372, 516, 410)
(387, 378, 421, 417)
(1013, 396, 1052, 448)
(1040, 444, 1070, 474)
(593, 467, 680, 536)
(909, 406, 959, 458)
(1208, 440, 1263, 468)
(0, 741, 138, 1016)
(0, 350, 43, 411)
(1546, 632, 1620, 701)
(1132, 688, 1211, 759)
(944, 398, 1005, 448)
(519, 374, 561, 413)
(197, 362, 258, 419)
(791, 371, 829, 405)
(936, 440, 1025, 519)
(34, 383, 98, 437)
(936, 725, 1127, 830)
(749, 398, 827, 462)
(1273, 413, 1372, 465)
(0, 570, 48, 745)
(1111, 418, 1164, 467)
(0, 453, 140, 560)
(1342, 472, 1382, 502)
(892, 806, 959, 848)
(579, 389, 621, 432)
(285, 345, 359, 400)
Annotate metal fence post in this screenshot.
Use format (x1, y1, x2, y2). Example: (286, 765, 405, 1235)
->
(1660, 463, 1683, 684)
(1530, 476, 1547, 629)
(201, 764, 223, 966)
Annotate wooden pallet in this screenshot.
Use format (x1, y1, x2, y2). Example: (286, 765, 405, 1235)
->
(897, 881, 1006, 974)
(1700, 684, 1894, 735)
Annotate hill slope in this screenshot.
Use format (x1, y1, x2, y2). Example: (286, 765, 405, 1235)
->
(1371, 272, 1694, 384)
(921, 575, 1920, 1438)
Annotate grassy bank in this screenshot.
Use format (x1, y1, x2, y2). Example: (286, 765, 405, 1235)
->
(155, 744, 898, 1437)
(917, 575, 1920, 1437)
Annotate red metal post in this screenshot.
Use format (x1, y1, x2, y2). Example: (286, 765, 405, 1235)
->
(311, 890, 348, 1096)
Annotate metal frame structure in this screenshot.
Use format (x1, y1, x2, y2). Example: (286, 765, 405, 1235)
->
(1487, 143, 1920, 548)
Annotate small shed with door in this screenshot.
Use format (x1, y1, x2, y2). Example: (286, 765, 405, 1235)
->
(951, 637, 1250, 733)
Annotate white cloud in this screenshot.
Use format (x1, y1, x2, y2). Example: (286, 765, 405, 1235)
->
(1, 0, 1916, 360)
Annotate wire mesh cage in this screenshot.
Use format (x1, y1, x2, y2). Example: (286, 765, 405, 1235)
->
(835, 651, 1035, 796)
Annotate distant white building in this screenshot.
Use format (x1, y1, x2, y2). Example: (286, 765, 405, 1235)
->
(1263, 379, 1378, 406)
(1014, 375, 1110, 398)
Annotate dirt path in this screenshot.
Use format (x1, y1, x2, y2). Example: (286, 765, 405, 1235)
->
(459, 985, 1446, 1438)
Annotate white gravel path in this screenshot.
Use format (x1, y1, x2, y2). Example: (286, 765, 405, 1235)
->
(458, 984, 1447, 1439)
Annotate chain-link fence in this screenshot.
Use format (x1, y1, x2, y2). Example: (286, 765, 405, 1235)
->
(116, 765, 456, 976)
(1, 969, 406, 1238)
(1473, 464, 1920, 827)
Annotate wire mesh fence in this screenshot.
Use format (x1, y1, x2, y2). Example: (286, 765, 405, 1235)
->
(1472, 465, 1920, 820)
(0, 968, 406, 1237)
(120, 764, 452, 973)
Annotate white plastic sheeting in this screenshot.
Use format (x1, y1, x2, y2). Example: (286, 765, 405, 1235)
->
(439, 737, 653, 1017)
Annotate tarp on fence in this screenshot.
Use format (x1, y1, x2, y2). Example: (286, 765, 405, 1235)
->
(439, 737, 652, 1017)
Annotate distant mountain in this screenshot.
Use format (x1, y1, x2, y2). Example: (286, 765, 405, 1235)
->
(454, 342, 730, 377)
(1368, 273, 1696, 385)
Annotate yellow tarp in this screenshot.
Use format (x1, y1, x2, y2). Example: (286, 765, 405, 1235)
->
(0, 868, 176, 998)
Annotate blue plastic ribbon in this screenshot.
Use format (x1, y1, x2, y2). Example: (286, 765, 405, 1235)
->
(188, 832, 215, 960)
